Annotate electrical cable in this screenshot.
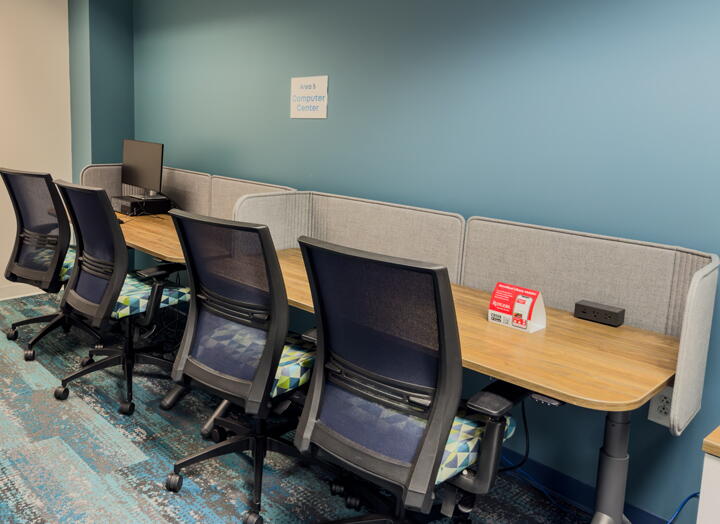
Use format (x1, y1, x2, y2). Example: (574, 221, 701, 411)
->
(665, 492, 699, 524)
(499, 400, 528, 472)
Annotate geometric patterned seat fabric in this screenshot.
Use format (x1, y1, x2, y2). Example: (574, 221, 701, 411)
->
(435, 412, 516, 484)
(190, 309, 316, 398)
(317, 383, 515, 485)
(59, 247, 76, 281)
(20, 246, 76, 281)
(111, 272, 191, 320)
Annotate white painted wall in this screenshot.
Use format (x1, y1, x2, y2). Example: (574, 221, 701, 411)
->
(698, 453, 720, 523)
(0, 0, 72, 299)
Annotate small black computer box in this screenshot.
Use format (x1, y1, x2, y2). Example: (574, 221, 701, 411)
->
(574, 300, 625, 327)
(111, 195, 172, 216)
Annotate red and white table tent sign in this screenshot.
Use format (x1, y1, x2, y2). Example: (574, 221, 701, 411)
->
(487, 282, 547, 333)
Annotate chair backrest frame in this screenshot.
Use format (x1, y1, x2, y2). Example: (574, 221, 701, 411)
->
(55, 181, 128, 328)
(295, 236, 462, 513)
(1, 169, 70, 293)
(169, 209, 289, 416)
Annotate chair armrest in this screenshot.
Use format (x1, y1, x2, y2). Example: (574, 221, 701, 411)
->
(301, 328, 317, 344)
(448, 381, 529, 498)
(136, 263, 186, 281)
(135, 263, 186, 328)
(467, 381, 528, 418)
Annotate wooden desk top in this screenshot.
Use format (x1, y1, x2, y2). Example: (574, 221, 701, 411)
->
(703, 427, 720, 457)
(114, 213, 679, 412)
(277, 248, 679, 412)
(117, 213, 184, 263)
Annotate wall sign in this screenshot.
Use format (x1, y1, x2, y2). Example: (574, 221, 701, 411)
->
(290, 75, 328, 119)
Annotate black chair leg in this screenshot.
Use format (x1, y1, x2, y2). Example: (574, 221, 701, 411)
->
(55, 355, 123, 399)
(250, 431, 267, 515)
(10, 312, 58, 329)
(173, 433, 252, 473)
(136, 354, 173, 372)
(160, 383, 190, 410)
(201, 399, 231, 438)
(118, 318, 136, 416)
(90, 348, 122, 358)
(27, 313, 66, 350)
(70, 317, 104, 347)
(268, 437, 301, 459)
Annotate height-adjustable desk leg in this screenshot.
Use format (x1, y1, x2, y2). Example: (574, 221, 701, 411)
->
(592, 411, 631, 524)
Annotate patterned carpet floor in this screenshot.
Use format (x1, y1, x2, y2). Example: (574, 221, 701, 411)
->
(0, 293, 591, 523)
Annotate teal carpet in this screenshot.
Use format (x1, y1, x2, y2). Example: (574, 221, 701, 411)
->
(0, 293, 590, 523)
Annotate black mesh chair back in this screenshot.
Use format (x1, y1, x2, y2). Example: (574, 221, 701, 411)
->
(296, 237, 462, 512)
(1, 169, 70, 293)
(169, 209, 288, 415)
(55, 181, 128, 328)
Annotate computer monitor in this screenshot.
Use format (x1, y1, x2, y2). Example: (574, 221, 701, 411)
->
(122, 139, 164, 194)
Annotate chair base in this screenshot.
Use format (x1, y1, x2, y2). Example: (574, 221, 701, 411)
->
(54, 317, 173, 414)
(166, 415, 301, 519)
(7, 310, 105, 361)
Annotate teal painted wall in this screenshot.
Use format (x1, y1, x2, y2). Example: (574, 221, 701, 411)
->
(69, 0, 134, 180)
(68, 0, 91, 182)
(88, 0, 134, 164)
(129, 1, 719, 521)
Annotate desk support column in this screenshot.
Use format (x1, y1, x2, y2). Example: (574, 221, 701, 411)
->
(592, 411, 631, 524)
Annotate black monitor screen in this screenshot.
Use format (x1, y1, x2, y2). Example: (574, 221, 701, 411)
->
(122, 139, 164, 193)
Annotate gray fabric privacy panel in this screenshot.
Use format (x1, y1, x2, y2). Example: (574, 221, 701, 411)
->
(666, 250, 713, 337)
(309, 193, 465, 283)
(670, 254, 719, 436)
(161, 168, 211, 215)
(80, 164, 122, 198)
(461, 217, 678, 333)
(209, 175, 294, 219)
(233, 191, 312, 249)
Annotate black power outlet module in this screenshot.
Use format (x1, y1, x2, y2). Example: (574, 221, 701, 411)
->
(574, 300, 625, 327)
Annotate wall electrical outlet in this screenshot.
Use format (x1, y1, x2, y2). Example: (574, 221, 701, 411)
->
(647, 386, 673, 427)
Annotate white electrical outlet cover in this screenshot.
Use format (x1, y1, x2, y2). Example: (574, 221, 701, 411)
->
(648, 385, 673, 427)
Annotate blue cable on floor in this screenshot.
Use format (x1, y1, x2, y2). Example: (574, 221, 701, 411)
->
(665, 492, 699, 524)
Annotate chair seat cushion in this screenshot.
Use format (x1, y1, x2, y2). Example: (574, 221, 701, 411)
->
(111, 273, 191, 319)
(436, 413, 516, 484)
(270, 334, 316, 398)
(59, 247, 76, 282)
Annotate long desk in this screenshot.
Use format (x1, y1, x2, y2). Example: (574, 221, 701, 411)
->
(118, 212, 680, 524)
(118, 213, 184, 263)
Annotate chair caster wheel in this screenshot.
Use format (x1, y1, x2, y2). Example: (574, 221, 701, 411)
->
(241, 511, 263, 524)
(24, 349, 36, 361)
(5, 328, 18, 341)
(81, 356, 95, 367)
(165, 473, 183, 492)
(345, 495, 361, 510)
(210, 426, 227, 443)
(330, 482, 345, 496)
(118, 402, 135, 416)
(54, 386, 69, 400)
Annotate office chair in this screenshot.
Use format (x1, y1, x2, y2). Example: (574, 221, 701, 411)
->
(159, 210, 315, 524)
(296, 237, 525, 523)
(0, 169, 78, 361)
(51, 181, 190, 415)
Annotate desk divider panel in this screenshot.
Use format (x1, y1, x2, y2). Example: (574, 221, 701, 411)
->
(233, 191, 465, 283)
(160, 168, 211, 215)
(210, 175, 293, 220)
(80, 164, 123, 198)
(462, 216, 719, 435)
(80, 164, 296, 219)
(233, 191, 313, 250)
